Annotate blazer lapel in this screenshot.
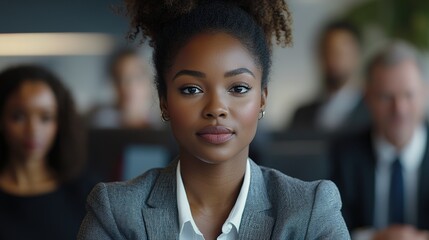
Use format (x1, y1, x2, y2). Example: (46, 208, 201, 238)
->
(141, 160, 180, 240)
(142, 208, 179, 239)
(140, 159, 276, 239)
(239, 160, 274, 240)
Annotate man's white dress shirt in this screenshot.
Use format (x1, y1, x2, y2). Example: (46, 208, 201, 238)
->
(353, 125, 426, 239)
(317, 87, 361, 131)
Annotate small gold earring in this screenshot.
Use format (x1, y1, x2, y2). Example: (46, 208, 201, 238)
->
(161, 111, 170, 122)
(258, 110, 265, 120)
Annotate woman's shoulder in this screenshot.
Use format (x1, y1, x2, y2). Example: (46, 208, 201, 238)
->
(88, 167, 165, 203)
(257, 165, 341, 210)
(260, 165, 336, 190)
(256, 165, 348, 238)
(79, 166, 175, 240)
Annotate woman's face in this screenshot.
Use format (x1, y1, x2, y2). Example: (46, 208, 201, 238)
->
(2, 81, 58, 163)
(163, 32, 266, 164)
(114, 55, 152, 111)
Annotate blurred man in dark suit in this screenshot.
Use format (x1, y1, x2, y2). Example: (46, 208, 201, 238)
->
(290, 21, 369, 133)
(331, 41, 429, 240)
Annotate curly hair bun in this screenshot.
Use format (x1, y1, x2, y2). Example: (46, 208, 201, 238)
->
(124, 0, 293, 47)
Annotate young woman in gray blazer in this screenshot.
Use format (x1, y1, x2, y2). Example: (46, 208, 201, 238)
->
(78, 1, 350, 239)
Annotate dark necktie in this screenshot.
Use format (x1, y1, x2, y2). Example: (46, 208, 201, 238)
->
(389, 157, 404, 224)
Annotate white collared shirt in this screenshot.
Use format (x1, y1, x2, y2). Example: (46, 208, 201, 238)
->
(352, 125, 426, 240)
(176, 159, 251, 240)
(373, 125, 426, 228)
(316, 86, 361, 132)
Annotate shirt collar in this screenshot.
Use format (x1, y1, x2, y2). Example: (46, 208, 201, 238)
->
(176, 159, 251, 238)
(373, 125, 427, 170)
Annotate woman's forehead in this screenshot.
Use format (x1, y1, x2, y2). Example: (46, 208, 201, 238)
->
(168, 32, 261, 77)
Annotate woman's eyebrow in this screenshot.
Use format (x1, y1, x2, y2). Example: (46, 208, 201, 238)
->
(224, 68, 255, 78)
(173, 70, 206, 80)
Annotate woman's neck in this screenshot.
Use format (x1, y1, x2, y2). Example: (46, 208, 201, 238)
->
(180, 152, 247, 206)
(179, 151, 248, 239)
(0, 156, 58, 196)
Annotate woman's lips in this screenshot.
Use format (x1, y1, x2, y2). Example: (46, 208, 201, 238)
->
(197, 126, 234, 144)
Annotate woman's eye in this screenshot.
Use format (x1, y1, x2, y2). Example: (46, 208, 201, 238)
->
(41, 114, 55, 123)
(180, 86, 202, 95)
(11, 112, 25, 122)
(230, 85, 251, 94)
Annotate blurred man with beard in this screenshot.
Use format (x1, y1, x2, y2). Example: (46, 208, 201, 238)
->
(289, 21, 369, 133)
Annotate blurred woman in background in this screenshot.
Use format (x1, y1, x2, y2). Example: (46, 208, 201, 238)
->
(86, 48, 158, 129)
(0, 65, 93, 240)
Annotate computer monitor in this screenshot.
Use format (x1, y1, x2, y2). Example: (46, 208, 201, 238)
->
(87, 128, 177, 182)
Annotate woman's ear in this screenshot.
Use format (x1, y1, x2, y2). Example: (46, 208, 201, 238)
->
(260, 87, 268, 110)
(159, 97, 167, 111)
(159, 96, 168, 113)
(159, 96, 170, 121)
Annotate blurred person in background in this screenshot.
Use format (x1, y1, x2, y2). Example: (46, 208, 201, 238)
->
(87, 48, 158, 129)
(331, 41, 429, 240)
(0, 65, 94, 240)
(86, 48, 169, 182)
(289, 20, 369, 133)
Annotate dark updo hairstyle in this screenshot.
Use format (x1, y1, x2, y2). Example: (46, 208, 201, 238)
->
(0, 65, 85, 182)
(123, 0, 293, 100)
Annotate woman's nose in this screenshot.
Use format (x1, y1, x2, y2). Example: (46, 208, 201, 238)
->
(202, 92, 228, 119)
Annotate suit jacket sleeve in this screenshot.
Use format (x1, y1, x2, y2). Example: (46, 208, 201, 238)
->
(77, 183, 130, 240)
(305, 180, 350, 239)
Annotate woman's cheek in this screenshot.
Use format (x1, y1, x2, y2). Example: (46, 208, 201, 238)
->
(168, 98, 196, 127)
(236, 96, 261, 122)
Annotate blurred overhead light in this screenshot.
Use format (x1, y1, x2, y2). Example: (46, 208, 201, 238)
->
(0, 33, 115, 56)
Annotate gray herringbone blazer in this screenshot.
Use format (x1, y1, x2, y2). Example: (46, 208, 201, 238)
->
(78, 160, 350, 239)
